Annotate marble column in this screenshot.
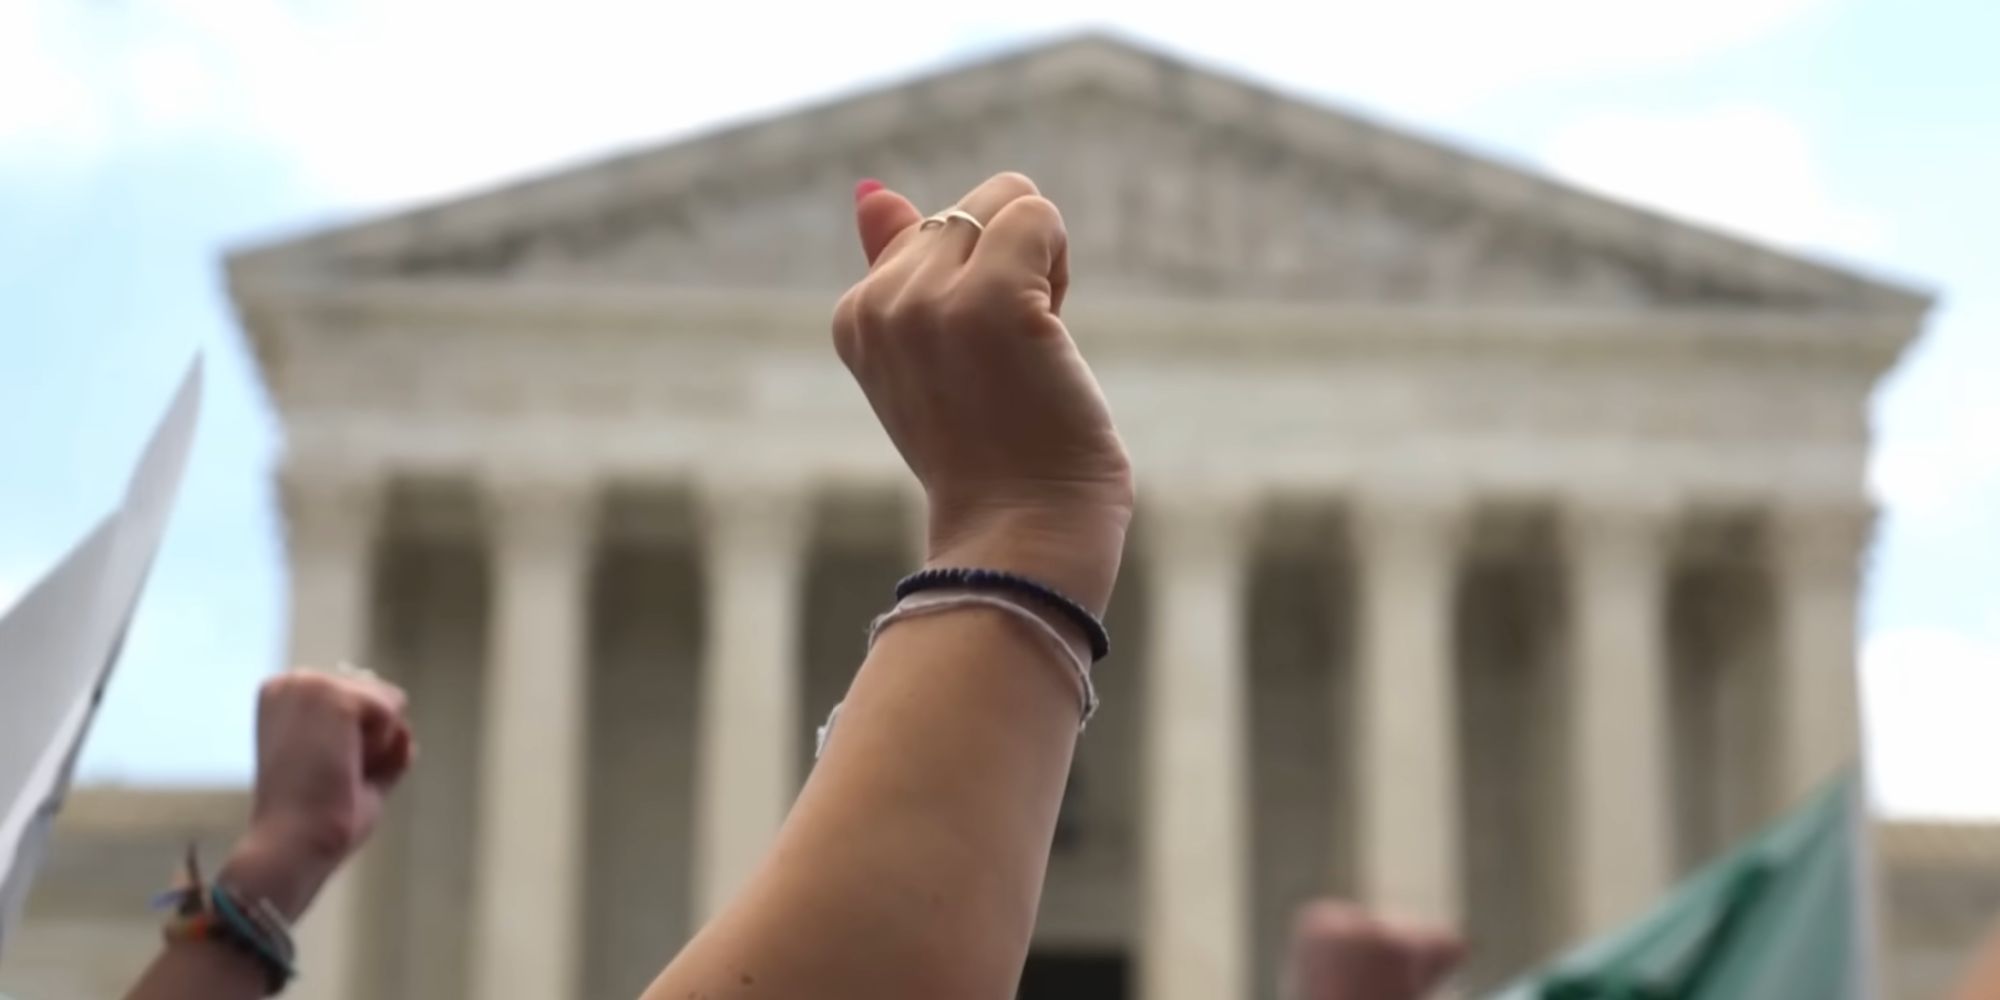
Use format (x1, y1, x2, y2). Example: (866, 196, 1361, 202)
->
(468, 476, 595, 1000)
(1352, 492, 1464, 924)
(1773, 504, 1873, 806)
(1141, 492, 1253, 1000)
(1561, 499, 1673, 935)
(692, 479, 809, 921)
(278, 468, 381, 1000)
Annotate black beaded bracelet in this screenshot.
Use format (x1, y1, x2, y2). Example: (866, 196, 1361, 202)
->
(896, 567, 1110, 662)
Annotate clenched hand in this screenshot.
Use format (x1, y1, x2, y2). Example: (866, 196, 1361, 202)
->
(834, 173, 1133, 613)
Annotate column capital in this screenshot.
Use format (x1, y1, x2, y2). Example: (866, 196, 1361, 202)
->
(1348, 483, 1470, 561)
(1559, 493, 1679, 558)
(279, 463, 384, 557)
(483, 470, 599, 560)
(694, 470, 812, 554)
(1143, 484, 1258, 568)
(1772, 501, 1876, 579)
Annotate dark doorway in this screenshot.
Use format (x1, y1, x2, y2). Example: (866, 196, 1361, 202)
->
(1016, 949, 1127, 1000)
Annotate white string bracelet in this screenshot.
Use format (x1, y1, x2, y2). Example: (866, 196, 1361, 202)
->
(873, 590, 1099, 721)
(814, 589, 1100, 760)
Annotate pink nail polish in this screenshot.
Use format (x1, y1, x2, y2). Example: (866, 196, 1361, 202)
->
(854, 178, 885, 203)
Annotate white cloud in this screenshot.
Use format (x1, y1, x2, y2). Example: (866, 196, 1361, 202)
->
(1541, 105, 1884, 255)
(947, 0, 1830, 115)
(1869, 401, 2000, 521)
(2, 0, 1837, 207)
(1863, 629, 2000, 819)
(0, 4, 115, 171)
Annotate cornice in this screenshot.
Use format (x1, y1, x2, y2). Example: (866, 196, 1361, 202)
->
(235, 277, 1921, 374)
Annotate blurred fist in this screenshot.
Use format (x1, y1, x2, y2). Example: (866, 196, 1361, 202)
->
(834, 173, 1134, 610)
(248, 667, 414, 866)
(1288, 902, 1463, 1000)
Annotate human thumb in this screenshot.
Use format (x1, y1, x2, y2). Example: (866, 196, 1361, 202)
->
(854, 179, 921, 266)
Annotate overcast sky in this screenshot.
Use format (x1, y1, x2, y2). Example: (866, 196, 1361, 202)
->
(1, 0, 1994, 818)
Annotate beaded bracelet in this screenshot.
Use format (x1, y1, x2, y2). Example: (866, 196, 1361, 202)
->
(815, 575, 1107, 759)
(154, 845, 296, 995)
(896, 567, 1110, 662)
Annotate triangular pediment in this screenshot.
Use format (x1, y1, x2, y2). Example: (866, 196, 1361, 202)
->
(231, 34, 1927, 314)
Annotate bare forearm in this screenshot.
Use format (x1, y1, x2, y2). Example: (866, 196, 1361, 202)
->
(123, 937, 272, 1000)
(122, 832, 331, 1000)
(1951, 921, 2000, 1000)
(648, 527, 1121, 999)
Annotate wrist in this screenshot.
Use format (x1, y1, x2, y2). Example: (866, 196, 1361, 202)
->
(924, 497, 1131, 616)
(221, 823, 343, 922)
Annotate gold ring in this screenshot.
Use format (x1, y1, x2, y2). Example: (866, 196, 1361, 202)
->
(919, 208, 985, 234)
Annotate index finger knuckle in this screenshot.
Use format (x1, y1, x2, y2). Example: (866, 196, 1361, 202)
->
(986, 171, 1040, 200)
(850, 281, 899, 335)
(997, 195, 1065, 236)
(831, 290, 862, 357)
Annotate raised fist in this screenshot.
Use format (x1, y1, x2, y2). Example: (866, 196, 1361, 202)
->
(246, 667, 414, 867)
(1288, 902, 1464, 1000)
(834, 173, 1134, 612)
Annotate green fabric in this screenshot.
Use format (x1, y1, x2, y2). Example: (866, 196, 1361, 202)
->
(1490, 773, 1866, 1000)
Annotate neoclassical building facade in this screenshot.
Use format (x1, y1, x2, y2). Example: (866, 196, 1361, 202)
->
(223, 35, 1928, 1000)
